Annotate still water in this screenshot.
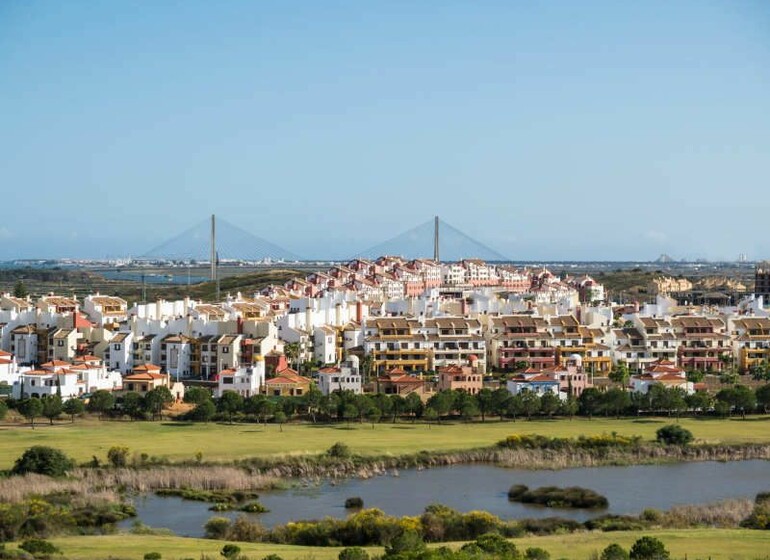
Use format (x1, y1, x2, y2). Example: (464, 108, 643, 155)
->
(122, 460, 770, 537)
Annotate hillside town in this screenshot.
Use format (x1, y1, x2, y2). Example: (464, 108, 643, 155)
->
(1, 256, 769, 405)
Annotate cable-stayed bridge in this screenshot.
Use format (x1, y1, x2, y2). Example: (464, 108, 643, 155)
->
(140, 216, 508, 263)
(352, 217, 510, 262)
(141, 217, 301, 262)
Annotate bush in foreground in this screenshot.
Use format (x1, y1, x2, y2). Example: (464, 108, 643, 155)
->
(12, 446, 76, 477)
(629, 536, 669, 560)
(655, 425, 693, 446)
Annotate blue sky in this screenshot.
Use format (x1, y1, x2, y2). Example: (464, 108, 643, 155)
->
(1, 0, 769, 261)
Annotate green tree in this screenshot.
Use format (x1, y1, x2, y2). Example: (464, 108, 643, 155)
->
(283, 342, 300, 372)
(507, 393, 525, 421)
(61, 398, 84, 422)
(144, 386, 173, 420)
(189, 399, 216, 422)
(756, 383, 770, 413)
(629, 536, 669, 560)
(609, 363, 630, 389)
(366, 406, 381, 428)
(273, 409, 287, 431)
(41, 395, 62, 424)
(218, 390, 244, 424)
(183, 386, 212, 404)
(403, 393, 421, 422)
(601, 543, 630, 560)
(341, 403, 358, 427)
(491, 387, 512, 420)
(603, 388, 631, 418)
(475, 388, 494, 421)
(0, 398, 8, 421)
(460, 398, 479, 422)
(87, 390, 115, 419)
(560, 394, 579, 419)
(520, 390, 541, 420)
(13, 280, 28, 299)
(426, 390, 453, 422)
(540, 392, 560, 418)
(685, 369, 704, 383)
(685, 391, 713, 415)
(423, 406, 438, 427)
(579, 388, 602, 419)
(12, 445, 75, 476)
(122, 391, 144, 420)
(302, 384, 323, 423)
(18, 398, 43, 427)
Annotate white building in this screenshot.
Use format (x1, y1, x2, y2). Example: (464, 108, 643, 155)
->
(215, 357, 266, 398)
(104, 331, 133, 373)
(316, 357, 362, 395)
(314, 326, 337, 365)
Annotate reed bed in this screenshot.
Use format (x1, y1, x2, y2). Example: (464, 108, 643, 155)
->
(0, 466, 278, 502)
(661, 498, 755, 528)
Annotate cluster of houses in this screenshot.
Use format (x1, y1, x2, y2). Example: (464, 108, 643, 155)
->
(1, 257, 769, 406)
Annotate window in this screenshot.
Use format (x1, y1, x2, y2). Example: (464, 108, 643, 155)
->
(222, 347, 229, 354)
(57, 340, 64, 347)
(114, 344, 121, 350)
(223, 377, 234, 384)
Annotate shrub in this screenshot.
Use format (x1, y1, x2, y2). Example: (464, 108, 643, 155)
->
(655, 425, 693, 446)
(261, 556, 284, 560)
(473, 533, 519, 556)
(144, 553, 162, 560)
(107, 446, 130, 468)
(327, 442, 352, 458)
(508, 485, 529, 500)
(345, 497, 364, 509)
(384, 530, 426, 556)
(339, 547, 370, 560)
(12, 446, 76, 477)
(517, 517, 582, 535)
(601, 544, 629, 560)
(220, 544, 240, 560)
(19, 539, 60, 555)
(204, 517, 231, 539)
(583, 515, 646, 532)
(508, 486, 608, 509)
(525, 547, 550, 560)
(239, 501, 268, 513)
(629, 537, 669, 560)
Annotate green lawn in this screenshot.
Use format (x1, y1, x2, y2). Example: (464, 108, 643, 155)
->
(12, 529, 769, 560)
(2, 415, 770, 469)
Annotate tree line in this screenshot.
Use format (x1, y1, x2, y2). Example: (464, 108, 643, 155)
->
(4, 381, 770, 426)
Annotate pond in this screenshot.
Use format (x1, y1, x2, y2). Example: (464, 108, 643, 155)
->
(121, 460, 770, 537)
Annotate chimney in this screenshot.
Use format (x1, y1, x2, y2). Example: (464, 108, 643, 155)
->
(155, 299, 162, 320)
(335, 303, 342, 327)
(305, 305, 313, 332)
(237, 316, 243, 335)
(356, 301, 363, 323)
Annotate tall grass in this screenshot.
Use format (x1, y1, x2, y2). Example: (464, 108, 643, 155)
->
(661, 499, 755, 528)
(0, 466, 278, 502)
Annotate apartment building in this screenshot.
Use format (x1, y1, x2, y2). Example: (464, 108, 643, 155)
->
(424, 317, 486, 372)
(732, 317, 770, 372)
(672, 316, 731, 372)
(364, 318, 430, 373)
(487, 315, 555, 371)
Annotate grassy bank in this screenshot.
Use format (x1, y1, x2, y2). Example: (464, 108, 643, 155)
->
(3, 416, 770, 469)
(14, 529, 770, 560)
